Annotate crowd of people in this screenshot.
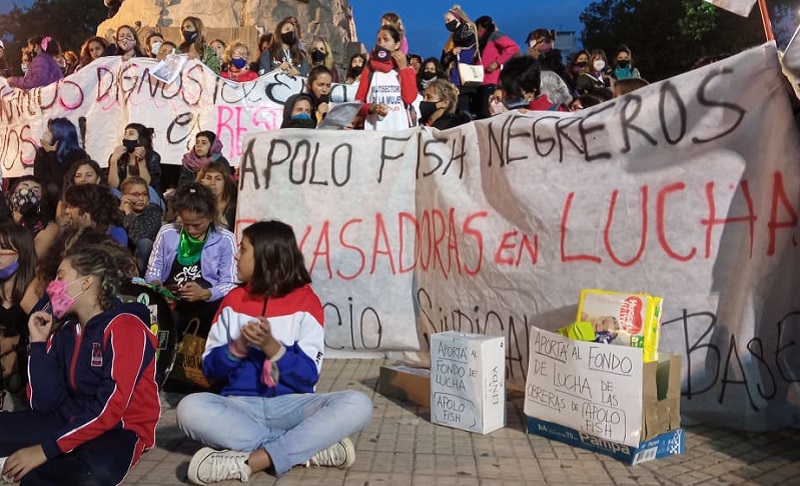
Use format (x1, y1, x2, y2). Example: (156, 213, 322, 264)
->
(0, 7, 649, 129)
(0, 5, 654, 485)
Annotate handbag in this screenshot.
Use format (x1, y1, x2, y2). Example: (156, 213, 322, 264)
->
(171, 317, 215, 389)
(457, 46, 485, 87)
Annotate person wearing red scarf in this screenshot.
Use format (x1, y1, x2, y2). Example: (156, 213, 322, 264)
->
(220, 42, 258, 83)
(355, 25, 418, 131)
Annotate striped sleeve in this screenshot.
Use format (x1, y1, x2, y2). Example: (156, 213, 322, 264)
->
(41, 314, 156, 458)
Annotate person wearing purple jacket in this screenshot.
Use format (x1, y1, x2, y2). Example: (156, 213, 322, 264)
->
(8, 36, 63, 90)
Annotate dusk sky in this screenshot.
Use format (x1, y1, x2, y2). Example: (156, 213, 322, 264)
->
(349, 1, 594, 58)
(0, 0, 594, 57)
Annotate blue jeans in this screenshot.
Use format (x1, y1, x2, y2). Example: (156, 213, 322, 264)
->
(177, 391, 373, 476)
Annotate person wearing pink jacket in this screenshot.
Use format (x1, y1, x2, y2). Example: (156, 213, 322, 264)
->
(475, 16, 519, 119)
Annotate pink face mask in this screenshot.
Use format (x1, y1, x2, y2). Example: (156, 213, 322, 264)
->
(46, 278, 85, 319)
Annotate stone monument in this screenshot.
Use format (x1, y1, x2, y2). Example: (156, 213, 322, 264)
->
(97, 0, 361, 71)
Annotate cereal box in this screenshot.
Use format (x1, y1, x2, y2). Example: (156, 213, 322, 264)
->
(576, 289, 663, 362)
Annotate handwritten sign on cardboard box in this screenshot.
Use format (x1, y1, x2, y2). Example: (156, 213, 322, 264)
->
(524, 326, 644, 447)
(430, 332, 505, 434)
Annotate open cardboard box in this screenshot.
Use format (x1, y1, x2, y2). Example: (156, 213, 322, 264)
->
(378, 364, 431, 408)
(524, 326, 682, 459)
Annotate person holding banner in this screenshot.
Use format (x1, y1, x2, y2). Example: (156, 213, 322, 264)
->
(177, 220, 372, 483)
(113, 25, 144, 61)
(355, 25, 418, 131)
(178, 17, 221, 75)
(77, 37, 109, 71)
(220, 42, 258, 83)
(7, 36, 63, 90)
(259, 18, 308, 77)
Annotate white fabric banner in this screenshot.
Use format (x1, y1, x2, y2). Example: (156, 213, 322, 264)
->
(238, 43, 800, 430)
(704, 0, 757, 16)
(0, 56, 358, 177)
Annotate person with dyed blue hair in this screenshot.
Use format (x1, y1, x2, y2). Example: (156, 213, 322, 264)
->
(33, 117, 87, 205)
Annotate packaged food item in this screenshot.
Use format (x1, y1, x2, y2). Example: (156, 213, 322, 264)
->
(576, 289, 663, 361)
(556, 321, 596, 342)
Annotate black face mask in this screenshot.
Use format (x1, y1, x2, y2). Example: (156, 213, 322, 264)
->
(182, 30, 198, 44)
(419, 101, 439, 124)
(311, 50, 326, 63)
(371, 45, 392, 62)
(348, 65, 364, 77)
(123, 139, 139, 153)
(281, 31, 296, 45)
(445, 20, 459, 32)
(616, 59, 630, 69)
(421, 71, 437, 81)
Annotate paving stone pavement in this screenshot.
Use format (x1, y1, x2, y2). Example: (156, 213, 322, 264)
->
(124, 359, 800, 486)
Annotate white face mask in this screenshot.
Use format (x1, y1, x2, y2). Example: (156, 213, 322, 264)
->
(151, 41, 162, 56)
(593, 60, 606, 71)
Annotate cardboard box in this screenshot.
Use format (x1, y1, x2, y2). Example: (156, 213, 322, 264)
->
(430, 332, 506, 434)
(577, 289, 663, 362)
(524, 327, 681, 446)
(378, 365, 431, 408)
(527, 417, 685, 465)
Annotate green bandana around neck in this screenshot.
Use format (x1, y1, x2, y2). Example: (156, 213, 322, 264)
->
(177, 227, 208, 266)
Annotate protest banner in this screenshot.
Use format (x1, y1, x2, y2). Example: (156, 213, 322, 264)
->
(237, 43, 800, 430)
(0, 56, 358, 177)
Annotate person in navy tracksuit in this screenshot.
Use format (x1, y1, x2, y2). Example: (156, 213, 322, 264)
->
(0, 244, 160, 485)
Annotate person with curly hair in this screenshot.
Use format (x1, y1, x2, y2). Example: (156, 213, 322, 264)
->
(62, 184, 128, 247)
(0, 243, 160, 485)
(77, 37, 109, 71)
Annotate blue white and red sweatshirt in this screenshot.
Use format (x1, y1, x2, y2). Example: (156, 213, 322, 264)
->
(26, 301, 161, 464)
(202, 285, 324, 397)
